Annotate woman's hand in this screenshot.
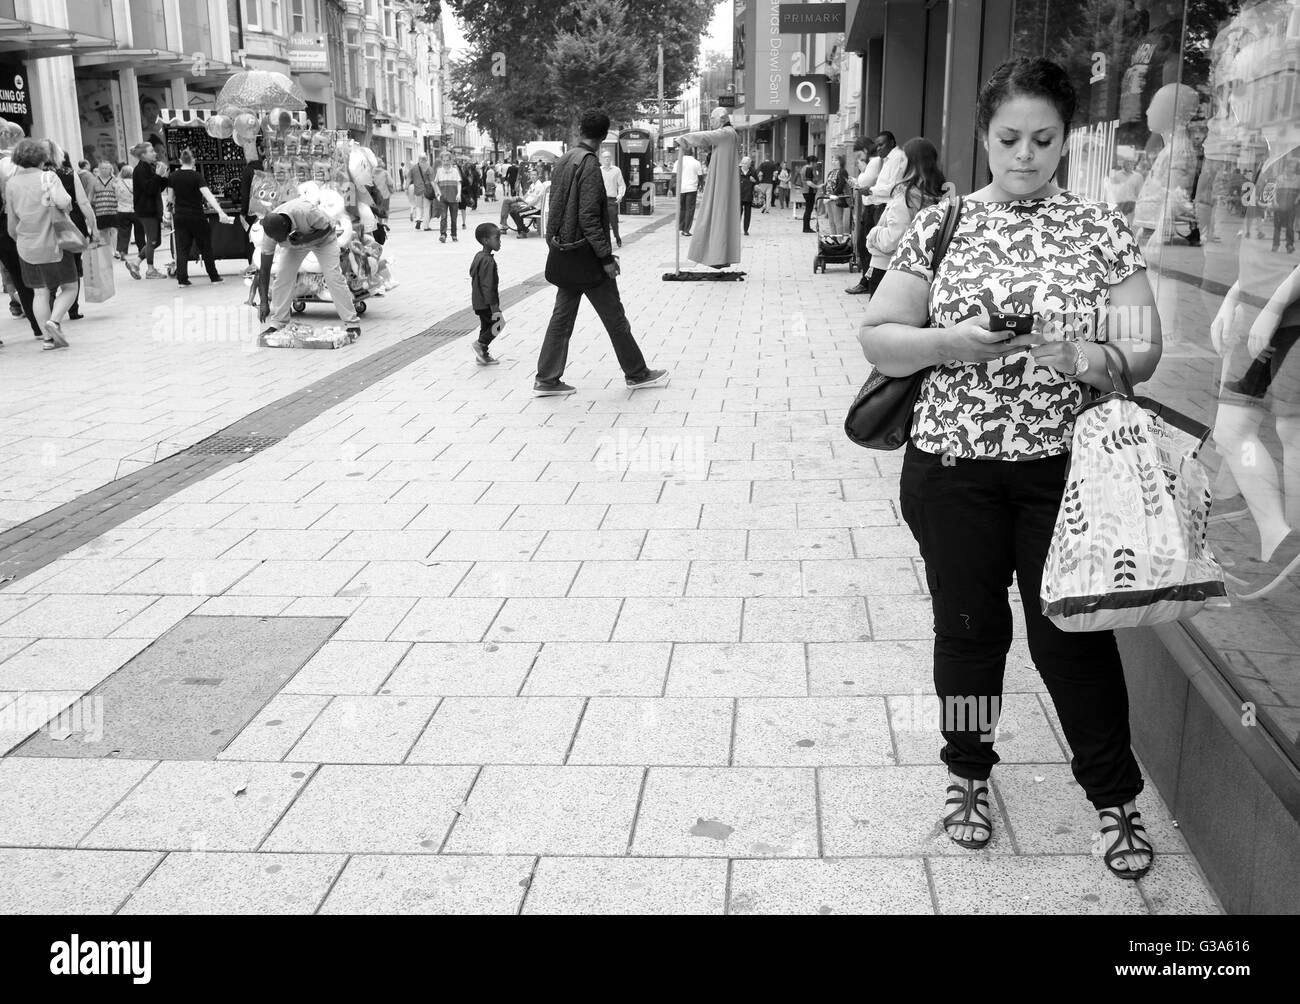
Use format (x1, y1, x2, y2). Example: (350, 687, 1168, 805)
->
(1028, 339, 1081, 375)
(941, 315, 1031, 364)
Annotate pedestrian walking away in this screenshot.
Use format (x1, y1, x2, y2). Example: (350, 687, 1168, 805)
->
(470, 221, 503, 365)
(757, 154, 777, 213)
(534, 109, 666, 397)
(256, 197, 360, 341)
(859, 57, 1165, 880)
(599, 148, 626, 248)
(0, 139, 47, 344)
(169, 149, 234, 286)
(46, 140, 95, 321)
(4, 138, 80, 349)
(677, 147, 703, 236)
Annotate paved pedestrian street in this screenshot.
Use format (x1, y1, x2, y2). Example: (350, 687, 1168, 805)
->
(0, 199, 1221, 915)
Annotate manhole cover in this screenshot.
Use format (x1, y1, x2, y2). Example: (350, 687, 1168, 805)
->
(189, 435, 284, 456)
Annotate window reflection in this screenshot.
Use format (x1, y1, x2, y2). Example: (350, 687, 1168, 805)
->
(1014, 0, 1300, 756)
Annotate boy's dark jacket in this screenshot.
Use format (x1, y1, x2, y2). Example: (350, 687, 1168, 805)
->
(469, 248, 499, 311)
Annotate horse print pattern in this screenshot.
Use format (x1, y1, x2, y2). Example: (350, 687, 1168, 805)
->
(890, 191, 1144, 460)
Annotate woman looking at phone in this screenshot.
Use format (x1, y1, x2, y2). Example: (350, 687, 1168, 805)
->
(858, 57, 1163, 880)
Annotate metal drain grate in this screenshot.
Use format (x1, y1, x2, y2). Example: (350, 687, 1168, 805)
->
(189, 435, 284, 456)
(423, 326, 475, 339)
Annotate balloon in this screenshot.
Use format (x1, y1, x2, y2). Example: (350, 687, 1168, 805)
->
(268, 107, 293, 133)
(232, 112, 260, 145)
(317, 188, 345, 219)
(297, 180, 322, 204)
(356, 204, 376, 231)
(204, 114, 233, 140)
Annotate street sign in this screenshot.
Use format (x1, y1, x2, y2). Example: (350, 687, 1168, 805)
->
(718, 95, 736, 107)
(779, 3, 846, 33)
(788, 75, 831, 115)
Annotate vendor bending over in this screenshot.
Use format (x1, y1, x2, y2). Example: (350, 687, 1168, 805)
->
(256, 196, 361, 340)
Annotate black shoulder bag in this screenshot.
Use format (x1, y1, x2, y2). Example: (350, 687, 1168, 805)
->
(544, 151, 606, 290)
(844, 196, 963, 450)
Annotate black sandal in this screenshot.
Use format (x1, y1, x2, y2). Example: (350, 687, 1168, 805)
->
(943, 778, 992, 849)
(1098, 807, 1154, 880)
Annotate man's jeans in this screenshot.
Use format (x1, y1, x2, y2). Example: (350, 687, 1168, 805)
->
(536, 275, 648, 385)
(679, 191, 697, 232)
(438, 198, 458, 237)
(268, 240, 359, 328)
(607, 197, 621, 243)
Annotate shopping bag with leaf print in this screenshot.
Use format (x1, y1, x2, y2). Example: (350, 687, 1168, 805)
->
(1041, 344, 1226, 632)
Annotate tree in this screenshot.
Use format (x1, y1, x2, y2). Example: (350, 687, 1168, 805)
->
(445, 0, 723, 141)
(549, 1, 650, 132)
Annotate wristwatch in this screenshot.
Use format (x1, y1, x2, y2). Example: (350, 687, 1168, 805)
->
(1065, 342, 1090, 377)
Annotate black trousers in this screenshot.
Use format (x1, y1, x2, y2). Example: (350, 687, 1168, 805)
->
(536, 275, 648, 385)
(0, 221, 41, 337)
(1272, 207, 1295, 250)
(679, 191, 697, 232)
(173, 215, 219, 282)
(134, 215, 161, 265)
(899, 443, 1144, 810)
(115, 212, 137, 256)
(741, 199, 753, 233)
(802, 188, 815, 229)
(475, 307, 497, 346)
(606, 197, 621, 243)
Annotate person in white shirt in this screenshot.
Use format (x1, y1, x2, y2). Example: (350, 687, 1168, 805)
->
(847, 137, 883, 294)
(599, 149, 628, 248)
(866, 130, 906, 222)
(677, 148, 704, 235)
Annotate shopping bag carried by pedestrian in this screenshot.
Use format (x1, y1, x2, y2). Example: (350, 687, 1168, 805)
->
(82, 238, 115, 303)
(752, 186, 766, 209)
(1041, 343, 1226, 631)
(844, 196, 962, 450)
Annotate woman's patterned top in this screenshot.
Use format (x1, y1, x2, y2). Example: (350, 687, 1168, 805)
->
(890, 190, 1145, 460)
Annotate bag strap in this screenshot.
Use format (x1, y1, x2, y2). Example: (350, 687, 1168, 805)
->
(1097, 341, 1135, 397)
(930, 195, 962, 273)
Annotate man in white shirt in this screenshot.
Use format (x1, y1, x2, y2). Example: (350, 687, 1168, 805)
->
(847, 137, 883, 295)
(677, 148, 704, 236)
(599, 149, 628, 248)
(866, 130, 906, 218)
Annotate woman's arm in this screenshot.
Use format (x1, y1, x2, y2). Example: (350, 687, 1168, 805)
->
(858, 270, 1023, 376)
(200, 185, 234, 224)
(866, 195, 911, 257)
(1029, 269, 1163, 389)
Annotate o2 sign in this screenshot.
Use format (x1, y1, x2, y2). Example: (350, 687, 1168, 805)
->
(788, 75, 829, 115)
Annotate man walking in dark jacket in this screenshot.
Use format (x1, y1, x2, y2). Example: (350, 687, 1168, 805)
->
(534, 110, 667, 397)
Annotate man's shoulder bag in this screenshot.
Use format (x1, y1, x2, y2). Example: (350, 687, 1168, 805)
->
(844, 196, 963, 451)
(544, 151, 606, 290)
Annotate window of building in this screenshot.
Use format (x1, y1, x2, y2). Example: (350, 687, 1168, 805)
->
(291, 0, 305, 33)
(268, 0, 282, 34)
(1011, 0, 1300, 764)
(366, 42, 379, 93)
(245, 0, 261, 31)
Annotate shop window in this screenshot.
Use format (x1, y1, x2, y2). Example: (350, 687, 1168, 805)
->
(1012, 0, 1300, 762)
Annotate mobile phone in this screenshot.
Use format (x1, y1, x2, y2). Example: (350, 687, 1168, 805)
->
(989, 312, 1034, 337)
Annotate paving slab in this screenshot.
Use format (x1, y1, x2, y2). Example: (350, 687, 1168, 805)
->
(282, 640, 411, 695)
(444, 765, 643, 856)
(733, 697, 894, 766)
(0, 848, 163, 914)
(568, 697, 732, 766)
(522, 642, 671, 696)
(15, 615, 341, 760)
(407, 696, 585, 765)
(632, 767, 819, 858)
(888, 691, 1068, 767)
(286, 695, 439, 763)
(927, 855, 1148, 915)
(218, 694, 331, 761)
(384, 641, 539, 696)
(667, 643, 806, 697)
(728, 858, 933, 915)
(523, 857, 727, 915)
(0, 757, 156, 846)
(261, 764, 477, 853)
(0, 638, 151, 692)
(81, 760, 312, 852)
(321, 855, 533, 915)
(119, 851, 346, 915)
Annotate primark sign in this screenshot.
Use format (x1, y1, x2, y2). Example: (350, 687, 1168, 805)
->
(778, 3, 846, 33)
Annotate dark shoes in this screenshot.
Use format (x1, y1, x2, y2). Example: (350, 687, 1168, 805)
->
(845, 281, 871, 295)
(473, 340, 499, 366)
(627, 368, 669, 390)
(533, 380, 576, 397)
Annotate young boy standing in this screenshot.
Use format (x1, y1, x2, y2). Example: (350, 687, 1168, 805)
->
(470, 222, 502, 365)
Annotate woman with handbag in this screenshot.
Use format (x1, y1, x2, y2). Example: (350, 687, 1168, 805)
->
(777, 163, 791, 210)
(858, 58, 1164, 880)
(861, 138, 953, 298)
(46, 141, 95, 321)
(5, 138, 80, 348)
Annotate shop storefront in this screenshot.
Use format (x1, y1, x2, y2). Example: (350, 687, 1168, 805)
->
(337, 99, 369, 144)
(850, 0, 1300, 914)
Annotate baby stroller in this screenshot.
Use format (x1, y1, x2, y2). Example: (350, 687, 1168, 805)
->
(813, 194, 857, 274)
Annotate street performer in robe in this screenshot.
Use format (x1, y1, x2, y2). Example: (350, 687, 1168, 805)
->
(254, 194, 361, 342)
(677, 106, 742, 269)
